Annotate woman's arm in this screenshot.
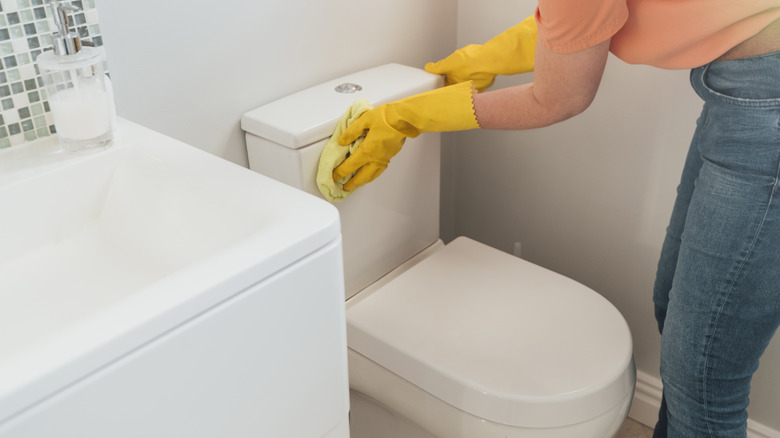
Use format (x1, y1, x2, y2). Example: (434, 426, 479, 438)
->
(474, 38, 612, 129)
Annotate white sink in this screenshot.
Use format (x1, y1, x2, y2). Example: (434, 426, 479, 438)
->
(0, 119, 349, 437)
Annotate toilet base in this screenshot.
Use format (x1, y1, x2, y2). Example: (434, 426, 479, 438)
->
(350, 391, 438, 438)
(348, 349, 635, 438)
(349, 389, 633, 438)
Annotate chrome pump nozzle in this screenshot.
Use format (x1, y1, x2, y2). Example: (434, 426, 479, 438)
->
(47, 0, 82, 55)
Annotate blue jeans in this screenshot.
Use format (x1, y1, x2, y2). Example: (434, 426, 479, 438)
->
(652, 51, 780, 437)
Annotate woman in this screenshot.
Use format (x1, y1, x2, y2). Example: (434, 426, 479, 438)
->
(333, 1, 780, 436)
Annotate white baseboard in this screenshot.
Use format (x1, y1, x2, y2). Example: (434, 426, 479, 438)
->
(627, 370, 664, 428)
(629, 371, 780, 438)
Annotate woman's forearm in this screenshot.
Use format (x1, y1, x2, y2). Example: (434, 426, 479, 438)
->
(473, 82, 579, 129)
(473, 39, 612, 130)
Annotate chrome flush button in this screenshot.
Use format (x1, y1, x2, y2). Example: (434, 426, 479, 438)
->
(335, 83, 363, 93)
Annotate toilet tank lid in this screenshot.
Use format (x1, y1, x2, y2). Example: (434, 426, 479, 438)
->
(241, 64, 441, 149)
(347, 237, 636, 428)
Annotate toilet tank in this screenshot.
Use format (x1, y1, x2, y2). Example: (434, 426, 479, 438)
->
(241, 64, 442, 299)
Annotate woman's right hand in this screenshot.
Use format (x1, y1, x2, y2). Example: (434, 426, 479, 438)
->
(425, 14, 538, 93)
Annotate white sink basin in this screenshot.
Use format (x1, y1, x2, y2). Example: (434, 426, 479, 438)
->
(0, 119, 345, 435)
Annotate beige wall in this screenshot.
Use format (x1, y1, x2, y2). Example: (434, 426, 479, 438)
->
(445, 0, 780, 431)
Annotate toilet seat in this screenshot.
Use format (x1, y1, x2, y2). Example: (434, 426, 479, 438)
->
(346, 237, 634, 429)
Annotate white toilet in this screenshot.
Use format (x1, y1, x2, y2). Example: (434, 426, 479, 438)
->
(241, 63, 636, 438)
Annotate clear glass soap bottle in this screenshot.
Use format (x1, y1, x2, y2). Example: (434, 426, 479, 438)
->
(37, 1, 114, 152)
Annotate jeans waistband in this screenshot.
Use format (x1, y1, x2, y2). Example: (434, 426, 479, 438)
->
(691, 50, 780, 108)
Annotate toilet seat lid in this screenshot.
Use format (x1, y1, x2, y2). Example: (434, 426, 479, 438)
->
(346, 237, 634, 428)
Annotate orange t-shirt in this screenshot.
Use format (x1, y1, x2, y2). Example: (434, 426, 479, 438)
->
(535, 0, 780, 69)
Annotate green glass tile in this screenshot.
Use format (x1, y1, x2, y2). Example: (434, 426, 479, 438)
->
(0, 138, 11, 149)
(36, 126, 49, 137)
(21, 119, 33, 131)
(29, 101, 42, 115)
(32, 114, 44, 127)
(17, 53, 29, 65)
(2, 98, 13, 110)
(18, 0, 33, 8)
(0, 42, 13, 56)
(7, 12, 20, 25)
(23, 130, 36, 141)
(0, 126, 7, 139)
(20, 9, 32, 22)
(6, 69, 20, 81)
(9, 25, 24, 39)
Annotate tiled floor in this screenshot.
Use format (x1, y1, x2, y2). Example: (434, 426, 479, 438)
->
(617, 418, 654, 438)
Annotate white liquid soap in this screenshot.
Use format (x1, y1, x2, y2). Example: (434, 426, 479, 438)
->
(49, 79, 112, 141)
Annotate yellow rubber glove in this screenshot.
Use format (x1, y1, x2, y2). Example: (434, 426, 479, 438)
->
(425, 14, 537, 93)
(333, 81, 480, 192)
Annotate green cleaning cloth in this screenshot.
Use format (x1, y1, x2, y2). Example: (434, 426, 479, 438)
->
(316, 98, 373, 202)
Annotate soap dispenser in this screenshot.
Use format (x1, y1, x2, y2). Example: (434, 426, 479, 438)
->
(37, 0, 114, 152)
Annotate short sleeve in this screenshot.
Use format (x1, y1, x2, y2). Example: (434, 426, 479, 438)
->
(535, 0, 629, 54)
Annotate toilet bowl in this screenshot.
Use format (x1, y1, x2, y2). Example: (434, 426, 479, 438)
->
(347, 237, 635, 437)
(241, 63, 636, 437)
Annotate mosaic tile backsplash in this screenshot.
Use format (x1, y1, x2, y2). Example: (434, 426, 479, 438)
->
(0, 0, 104, 149)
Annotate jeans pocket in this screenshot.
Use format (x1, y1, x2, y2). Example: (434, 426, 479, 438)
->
(693, 53, 780, 108)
